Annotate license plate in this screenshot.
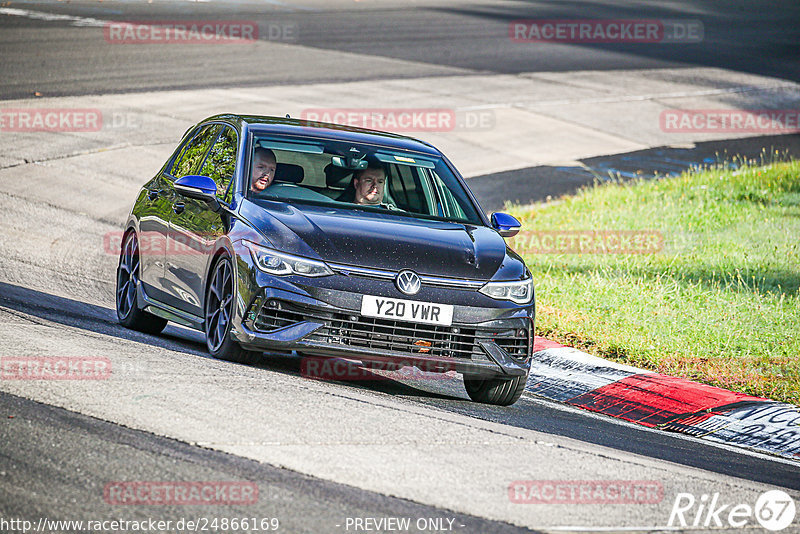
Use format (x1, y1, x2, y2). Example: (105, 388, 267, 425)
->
(360, 295, 453, 326)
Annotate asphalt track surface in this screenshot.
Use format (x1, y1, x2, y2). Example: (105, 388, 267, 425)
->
(1, 282, 798, 531)
(0, 391, 536, 534)
(1, 0, 799, 99)
(1, 1, 799, 531)
(1, 280, 798, 490)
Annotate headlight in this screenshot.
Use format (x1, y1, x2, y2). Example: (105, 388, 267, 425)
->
(243, 240, 333, 277)
(479, 277, 534, 304)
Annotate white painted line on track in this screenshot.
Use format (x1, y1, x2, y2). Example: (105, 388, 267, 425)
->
(0, 7, 106, 27)
(255, 0, 318, 10)
(0, 3, 317, 29)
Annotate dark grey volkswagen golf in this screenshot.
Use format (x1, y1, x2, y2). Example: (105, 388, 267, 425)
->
(116, 114, 535, 405)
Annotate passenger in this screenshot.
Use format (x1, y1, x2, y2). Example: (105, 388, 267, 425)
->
(250, 147, 277, 192)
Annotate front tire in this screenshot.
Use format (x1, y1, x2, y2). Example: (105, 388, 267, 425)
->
(205, 254, 260, 364)
(464, 372, 528, 406)
(116, 232, 168, 335)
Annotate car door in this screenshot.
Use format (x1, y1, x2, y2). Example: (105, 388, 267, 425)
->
(166, 124, 236, 317)
(137, 126, 202, 300)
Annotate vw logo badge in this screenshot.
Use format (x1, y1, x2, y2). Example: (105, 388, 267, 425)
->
(396, 270, 421, 295)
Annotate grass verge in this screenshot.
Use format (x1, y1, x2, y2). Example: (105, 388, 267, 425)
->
(508, 157, 800, 405)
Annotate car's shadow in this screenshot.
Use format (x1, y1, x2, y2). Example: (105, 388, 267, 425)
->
(0, 281, 209, 356)
(257, 351, 466, 402)
(0, 281, 463, 402)
(470, 134, 800, 212)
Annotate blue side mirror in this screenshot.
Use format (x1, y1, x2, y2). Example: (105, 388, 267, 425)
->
(174, 175, 220, 211)
(174, 175, 217, 198)
(491, 212, 521, 237)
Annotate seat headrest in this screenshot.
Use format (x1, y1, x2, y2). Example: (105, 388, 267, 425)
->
(324, 164, 354, 189)
(274, 163, 304, 183)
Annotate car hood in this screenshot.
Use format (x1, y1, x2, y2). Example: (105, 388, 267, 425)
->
(240, 200, 518, 280)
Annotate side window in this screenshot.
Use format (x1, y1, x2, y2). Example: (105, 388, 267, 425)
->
(429, 169, 467, 220)
(418, 169, 441, 217)
(170, 124, 222, 178)
(388, 164, 428, 214)
(166, 127, 200, 176)
(200, 126, 237, 199)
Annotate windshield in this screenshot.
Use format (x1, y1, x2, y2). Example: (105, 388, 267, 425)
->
(245, 134, 484, 225)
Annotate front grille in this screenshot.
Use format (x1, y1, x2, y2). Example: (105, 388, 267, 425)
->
(253, 300, 529, 361)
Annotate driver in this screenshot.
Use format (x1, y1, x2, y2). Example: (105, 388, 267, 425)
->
(337, 164, 388, 205)
(353, 165, 386, 205)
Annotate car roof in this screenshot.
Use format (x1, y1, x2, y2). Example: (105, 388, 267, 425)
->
(203, 114, 442, 156)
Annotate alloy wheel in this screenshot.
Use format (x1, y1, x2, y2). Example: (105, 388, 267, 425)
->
(116, 233, 139, 319)
(206, 258, 234, 352)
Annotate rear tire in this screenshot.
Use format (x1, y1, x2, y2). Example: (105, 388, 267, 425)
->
(464, 372, 528, 406)
(205, 254, 261, 365)
(116, 232, 168, 335)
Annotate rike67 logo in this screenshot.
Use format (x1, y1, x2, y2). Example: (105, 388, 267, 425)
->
(669, 490, 796, 531)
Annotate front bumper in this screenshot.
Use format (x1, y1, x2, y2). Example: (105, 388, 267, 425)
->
(231, 284, 533, 378)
